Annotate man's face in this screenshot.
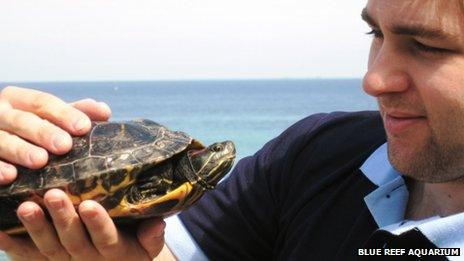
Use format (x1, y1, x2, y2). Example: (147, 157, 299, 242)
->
(362, 0, 464, 182)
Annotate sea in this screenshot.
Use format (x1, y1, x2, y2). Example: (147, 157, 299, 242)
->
(0, 79, 377, 259)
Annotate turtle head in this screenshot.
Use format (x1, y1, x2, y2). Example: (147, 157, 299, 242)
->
(186, 141, 236, 189)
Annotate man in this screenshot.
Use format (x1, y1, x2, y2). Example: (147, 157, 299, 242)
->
(1, 0, 464, 259)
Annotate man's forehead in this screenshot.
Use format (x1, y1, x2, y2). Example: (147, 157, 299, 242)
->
(364, 0, 463, 37)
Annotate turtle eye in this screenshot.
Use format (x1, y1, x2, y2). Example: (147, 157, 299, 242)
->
(211, 144, 223, 152)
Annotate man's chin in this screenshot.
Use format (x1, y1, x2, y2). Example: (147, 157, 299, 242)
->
(387, 138, 417, 172)
(388, 140, 464, 183)
(387, 138, 434, 181)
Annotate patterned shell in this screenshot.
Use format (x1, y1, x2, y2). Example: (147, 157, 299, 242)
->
(0, 119, 194, 197)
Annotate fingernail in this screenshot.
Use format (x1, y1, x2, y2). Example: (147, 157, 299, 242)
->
(0, 164, 16, 183)
(28, 150, 46, 166)
(21, 210, 36, 222)
(52, 133, 71, 151)
(73, 117, 89, 132)
(81, 203, 98, 220)
(48, 198, 64, 210)
(99, 102, 111, 114)
(3, 164, 16, 178)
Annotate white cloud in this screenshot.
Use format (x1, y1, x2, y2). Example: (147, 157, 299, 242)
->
(0, 0, 370, 81)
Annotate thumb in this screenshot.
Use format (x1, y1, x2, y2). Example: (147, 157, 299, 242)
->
(137, 218, 166, 258)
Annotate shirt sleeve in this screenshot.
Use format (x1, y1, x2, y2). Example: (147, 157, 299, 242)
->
(174, 113, 330, 260)
(164, 215, 208, 260)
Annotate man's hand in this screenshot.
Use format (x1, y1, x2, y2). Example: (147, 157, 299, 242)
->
(0, 86, 111, 184)
(0, 86, 173, 260)
(0, 189, 167, 261)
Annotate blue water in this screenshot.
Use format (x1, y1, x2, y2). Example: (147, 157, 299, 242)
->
(2, 79, 377, 160)
(0, 79, 377, 259)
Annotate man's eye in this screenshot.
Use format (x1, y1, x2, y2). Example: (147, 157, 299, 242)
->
(413, 41, 449, 54)
(366, 29, 383, 38)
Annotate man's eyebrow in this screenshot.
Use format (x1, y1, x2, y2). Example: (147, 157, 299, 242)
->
(361, 8, 453, 40)
(391, 25, 452, 40)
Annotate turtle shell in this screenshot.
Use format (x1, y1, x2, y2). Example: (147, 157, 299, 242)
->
(0, 119, 205, 234)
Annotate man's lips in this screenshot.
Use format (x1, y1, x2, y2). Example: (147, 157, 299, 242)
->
(383, 112, 427, 134)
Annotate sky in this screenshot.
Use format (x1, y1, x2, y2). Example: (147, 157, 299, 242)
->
(0, 0, 370, 82)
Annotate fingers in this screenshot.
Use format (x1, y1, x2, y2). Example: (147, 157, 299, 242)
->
(0, 86, 112, 176)
(43, 189, 100, 259)
(79, 200, 153, 260)
(0, 108, 73, 155)
(79, 200, 126, 259)
(16, 201, 70, 261)
(0, 160, 17, 185)
(17, 191, 105, 261)
(0, 130, 48, 169)
(1, 86, 92, 136)
(137, 218, 166, 258)
(13, 195, 155, 261)
(70, 99, 112, 121)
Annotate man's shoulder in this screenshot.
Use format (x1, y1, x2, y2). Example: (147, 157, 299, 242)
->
(289, 110, 383, 138)
(252, 110, 386, 192)
(262, 110, 385, 160)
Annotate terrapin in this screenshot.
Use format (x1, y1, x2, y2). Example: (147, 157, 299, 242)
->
(0, 119, 235, 235)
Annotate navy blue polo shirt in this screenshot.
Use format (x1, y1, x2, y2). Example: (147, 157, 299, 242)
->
(164, 111, 464, 260)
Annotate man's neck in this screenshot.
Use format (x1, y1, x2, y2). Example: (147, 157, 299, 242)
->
(405, 179, 464, 220)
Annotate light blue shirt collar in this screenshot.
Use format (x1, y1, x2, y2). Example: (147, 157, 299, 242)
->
(360, 143, 408, 227)
(361, 143, 464, 256)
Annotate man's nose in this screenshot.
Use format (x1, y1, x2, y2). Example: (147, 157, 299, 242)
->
(362, 45, 410, 97)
